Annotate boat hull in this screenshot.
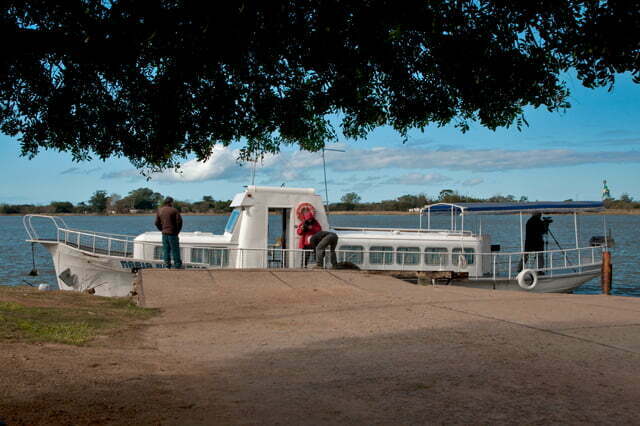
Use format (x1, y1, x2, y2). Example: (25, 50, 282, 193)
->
(450, 270, 600, 293)
(42, 242, 166, 297)
(37, 241, 598, 297)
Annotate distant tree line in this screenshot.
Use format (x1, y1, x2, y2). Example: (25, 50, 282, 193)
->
(1, 189, 638, 215)
(0, 188, 232, 214)
(603, 194, 640, 210)
(330, 190, 640, 212)
(330, 190, 534, 211)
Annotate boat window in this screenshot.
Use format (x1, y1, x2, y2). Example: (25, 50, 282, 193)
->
(224, 209, 240, 234)
(369, 246, 393, 265)
(425, 248, 448, 266)
(452, 248, 475, 265)
(155, 245, 186, 262)
(153, 245, 163, 260)
(338, 245, 364, 265)
(192, 247, 229, 267)
(397, 247, 420, 265)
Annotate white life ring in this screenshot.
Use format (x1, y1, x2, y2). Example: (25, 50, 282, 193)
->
(517, 269, 538, 290)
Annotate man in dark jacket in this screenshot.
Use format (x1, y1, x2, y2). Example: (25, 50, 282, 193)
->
(523, 212, 548, 270)
(155, 197, 183, 268)
(309, 230, 338, 269)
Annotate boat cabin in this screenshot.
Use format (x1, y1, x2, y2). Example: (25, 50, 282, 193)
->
(133, 186, 492, 274)
(133, 186, 329, 268)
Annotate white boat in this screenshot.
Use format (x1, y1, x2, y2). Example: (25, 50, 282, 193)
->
(24, 186, 607, 297)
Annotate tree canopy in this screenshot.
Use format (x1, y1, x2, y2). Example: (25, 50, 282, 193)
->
(341, 192, 362, 205)
(88, 189, 108, 212)
(2, 1, 639, 172)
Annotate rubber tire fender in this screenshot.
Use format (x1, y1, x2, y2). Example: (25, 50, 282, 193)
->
(517, 269, 538, 290)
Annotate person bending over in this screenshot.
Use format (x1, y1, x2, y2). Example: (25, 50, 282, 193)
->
(309, 231, 338, 269)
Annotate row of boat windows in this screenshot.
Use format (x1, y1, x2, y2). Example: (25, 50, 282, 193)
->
(337, 246, 475, 266)
(153, 246, 229, 266)
(152, 245, 475, 267)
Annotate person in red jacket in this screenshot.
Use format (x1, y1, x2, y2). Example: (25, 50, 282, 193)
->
(296, 210, 322, 266)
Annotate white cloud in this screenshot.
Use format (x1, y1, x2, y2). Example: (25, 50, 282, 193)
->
(61, 167, 101, 176)
(60, 167, 81, 175)
(152, 146, 243, 182)
(327, 147, 640, 172)
(462, 178, 484, 186)
(102, 169, 140, 179)
(101, 144, 640, 184)
(387, 173, 451, 185)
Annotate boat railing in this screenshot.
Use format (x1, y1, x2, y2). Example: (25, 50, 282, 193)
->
(24, 214, 138, 257)
(23, 214, 68, 241)
(179, 246, 602, 281)
(222, 246, 603, 280)
(57, 227, 137, 257)
(474, 245, 603, 281)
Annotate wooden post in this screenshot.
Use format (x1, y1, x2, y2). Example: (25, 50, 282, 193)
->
(601, 251, 612, 295)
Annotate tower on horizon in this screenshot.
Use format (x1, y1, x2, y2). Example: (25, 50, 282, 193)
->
(602, 180, 611, 199)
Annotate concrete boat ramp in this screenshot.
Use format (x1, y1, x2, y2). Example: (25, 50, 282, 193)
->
(137, 269, 640, 424)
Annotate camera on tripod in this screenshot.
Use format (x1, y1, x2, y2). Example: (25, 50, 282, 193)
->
(541, 216, 553, 233)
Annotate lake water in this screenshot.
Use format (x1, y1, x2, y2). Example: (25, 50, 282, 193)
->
(2, 213, 638, 297)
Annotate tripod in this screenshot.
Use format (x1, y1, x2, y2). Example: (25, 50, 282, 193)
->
(546, 228, 564, 251)
(546, 228, 574, 268)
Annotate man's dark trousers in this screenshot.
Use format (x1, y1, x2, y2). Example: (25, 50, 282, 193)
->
(315, 232, 338, 268)
(162, 234, 182, 268)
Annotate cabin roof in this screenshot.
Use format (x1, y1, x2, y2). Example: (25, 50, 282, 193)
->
(422, 201, 604, 215)
(333, 228, 478, 241)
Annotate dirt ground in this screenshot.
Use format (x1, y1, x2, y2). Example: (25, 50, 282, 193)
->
(2, 270, 640, 425)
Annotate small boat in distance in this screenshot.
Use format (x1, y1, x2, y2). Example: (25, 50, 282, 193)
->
(24, 186, 607, 297)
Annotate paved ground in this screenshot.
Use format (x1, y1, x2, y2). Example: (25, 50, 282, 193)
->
(139, 270, 640, 424)
(2, 269, 640, 424)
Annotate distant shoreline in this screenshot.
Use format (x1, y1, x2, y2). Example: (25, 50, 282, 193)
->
(2, 209, 639, 216)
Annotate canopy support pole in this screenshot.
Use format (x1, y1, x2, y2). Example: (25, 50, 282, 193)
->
(519, 212, 524, 253)
(575, 211, 581, 270)
(450, 206, 453, 231)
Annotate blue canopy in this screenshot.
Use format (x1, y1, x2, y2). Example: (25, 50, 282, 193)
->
(423, 201, 604, 215)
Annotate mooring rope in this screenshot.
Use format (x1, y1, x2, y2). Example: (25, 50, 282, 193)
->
(28, 242, 39, 276)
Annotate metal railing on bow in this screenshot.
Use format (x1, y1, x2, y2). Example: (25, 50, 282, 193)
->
(24, 214, 137, 257)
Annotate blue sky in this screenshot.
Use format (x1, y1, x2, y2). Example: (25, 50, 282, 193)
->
(1, 73, 639, 205)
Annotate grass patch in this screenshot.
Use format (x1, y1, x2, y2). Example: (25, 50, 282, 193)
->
(0, 287, 158, 345)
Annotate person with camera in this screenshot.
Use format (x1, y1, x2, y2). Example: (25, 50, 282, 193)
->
(296, 210, 322, 266)
(523, 212, 552, 270)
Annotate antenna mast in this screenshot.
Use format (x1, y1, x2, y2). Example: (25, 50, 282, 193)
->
(322, 148, 329, 212)
(321, 146, 346, 214)
(251, 156, 258, 186)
